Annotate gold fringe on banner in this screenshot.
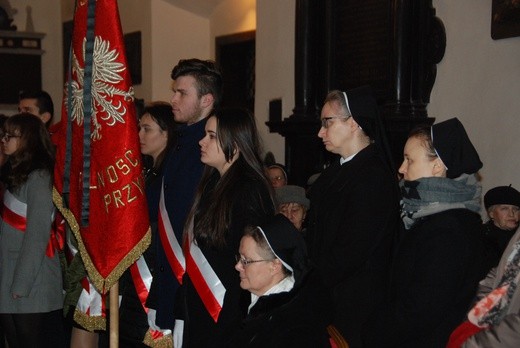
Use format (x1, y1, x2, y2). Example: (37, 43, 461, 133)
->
(53, 187, 151, 294)
(74, 308, 106, 332)
(143, 330, 173, 348)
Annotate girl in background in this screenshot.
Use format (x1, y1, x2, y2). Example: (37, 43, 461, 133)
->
(0, 113, 64, 348)
(119, 101, 177, 347)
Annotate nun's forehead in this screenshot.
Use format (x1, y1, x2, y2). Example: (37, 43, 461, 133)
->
(322, 99, 348, 116)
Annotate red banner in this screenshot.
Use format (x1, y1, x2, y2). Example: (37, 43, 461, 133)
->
(54, 0, 150, 293)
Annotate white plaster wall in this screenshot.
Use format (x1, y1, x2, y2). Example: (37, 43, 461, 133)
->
(210, 0, 256, 56)
(255, 0, 295, 163)
(3, 0, 62, 118)
(150, 0, 211, 102)
(118, 0, 152, 102)
(430, 0, 520, 197)
(56, 0, 210, 109)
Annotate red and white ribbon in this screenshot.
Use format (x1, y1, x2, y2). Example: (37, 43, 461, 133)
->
(67, 235, 105, 321)
(1, 189, 63, 258)
(130, 256, 172, 342)
(157, 178, 185, 283)
(185, 234, 226, 323)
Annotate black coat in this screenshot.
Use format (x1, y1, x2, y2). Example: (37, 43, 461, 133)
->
(480, 220, 516, 274)
(149, 119, 207, 330)
(363, 209, 487, 348)
(227, 270, 332, 348)
(180, 173, 275, 348)
(118, 159, 165, 347)
(306, 144, 400, 348)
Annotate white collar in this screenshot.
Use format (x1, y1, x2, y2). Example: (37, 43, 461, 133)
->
(248, 275, 295, 313)
(340, 152, 358, 165)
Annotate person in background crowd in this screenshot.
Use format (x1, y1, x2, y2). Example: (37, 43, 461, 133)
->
(0, 114, 8, 348)
(0, 114, 65, 348)
(480, 185, 520, 273)
(447, 203, 520, 347)
(119, 102, 177, 347)
(229, 214, 331, 347)
(0, 114, 8, 175)
(17, 89, 63, 146)
(175, 108, 275, 347)
(364, 118, 487, 347)
(147, 58, 222, 334)
(275, 185, 309, 232)
(306, 86, 400, 348)
(139, 101, 178, 206)
(267, 163, 288, 188)
(18, 90, 54, 128)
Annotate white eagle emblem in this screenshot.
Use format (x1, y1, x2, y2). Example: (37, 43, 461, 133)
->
(67, 36, 134, 140)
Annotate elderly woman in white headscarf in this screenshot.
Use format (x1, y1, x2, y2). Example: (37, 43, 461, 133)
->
(229, 214, 332, 347)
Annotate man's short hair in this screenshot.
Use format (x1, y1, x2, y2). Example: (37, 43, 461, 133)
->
(171, 59, 223, 108)
(19, 90, 54, 118)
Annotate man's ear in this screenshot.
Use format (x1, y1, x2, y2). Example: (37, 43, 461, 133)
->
(201, 94, 214, 109)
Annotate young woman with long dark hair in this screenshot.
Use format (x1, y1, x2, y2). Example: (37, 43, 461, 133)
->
(175, 108, 275, 347)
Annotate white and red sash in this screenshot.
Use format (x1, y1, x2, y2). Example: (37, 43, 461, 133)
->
(130, 256, 173, 345)
(157, 179, 185, 283)
(157, 180, 226, 322)
(1, 189, 64, 258)
(184, 224, 227, 323)
(67, 234, 106, 329)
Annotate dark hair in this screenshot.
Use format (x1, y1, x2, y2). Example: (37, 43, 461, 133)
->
(3, 113, 55, 189)
(139, 101, 177, 170)
(171, 59, 223, 109)
(408, 125, 438, 160)
(0, 114, 8, 180)
(189, 108, 275, 248)
(0, 114, 8, 129)
(19, 90, 54, 120)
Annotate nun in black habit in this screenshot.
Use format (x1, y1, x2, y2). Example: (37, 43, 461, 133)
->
(306, 86, 400, 348)
(229, 214, 332, 347)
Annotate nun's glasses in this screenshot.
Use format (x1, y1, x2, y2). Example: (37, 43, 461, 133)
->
(320, 115, 351, 129)
(235, 255, 275, 267)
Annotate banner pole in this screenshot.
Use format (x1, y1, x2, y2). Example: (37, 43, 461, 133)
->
(110, 281, 119, 348)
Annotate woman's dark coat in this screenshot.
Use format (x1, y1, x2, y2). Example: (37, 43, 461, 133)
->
(306, 144, 400, 348)
(181, 173, 274, 347)
(363, 209, 487, 348)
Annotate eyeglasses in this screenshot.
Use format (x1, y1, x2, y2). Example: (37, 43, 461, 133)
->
(270, 176, 285, 182)
(320, 115, 350, 129)
(2, 133, 21, 142)
(235, 255, 274, 267)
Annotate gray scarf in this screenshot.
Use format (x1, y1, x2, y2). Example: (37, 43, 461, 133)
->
(400, 174, 481, 229)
